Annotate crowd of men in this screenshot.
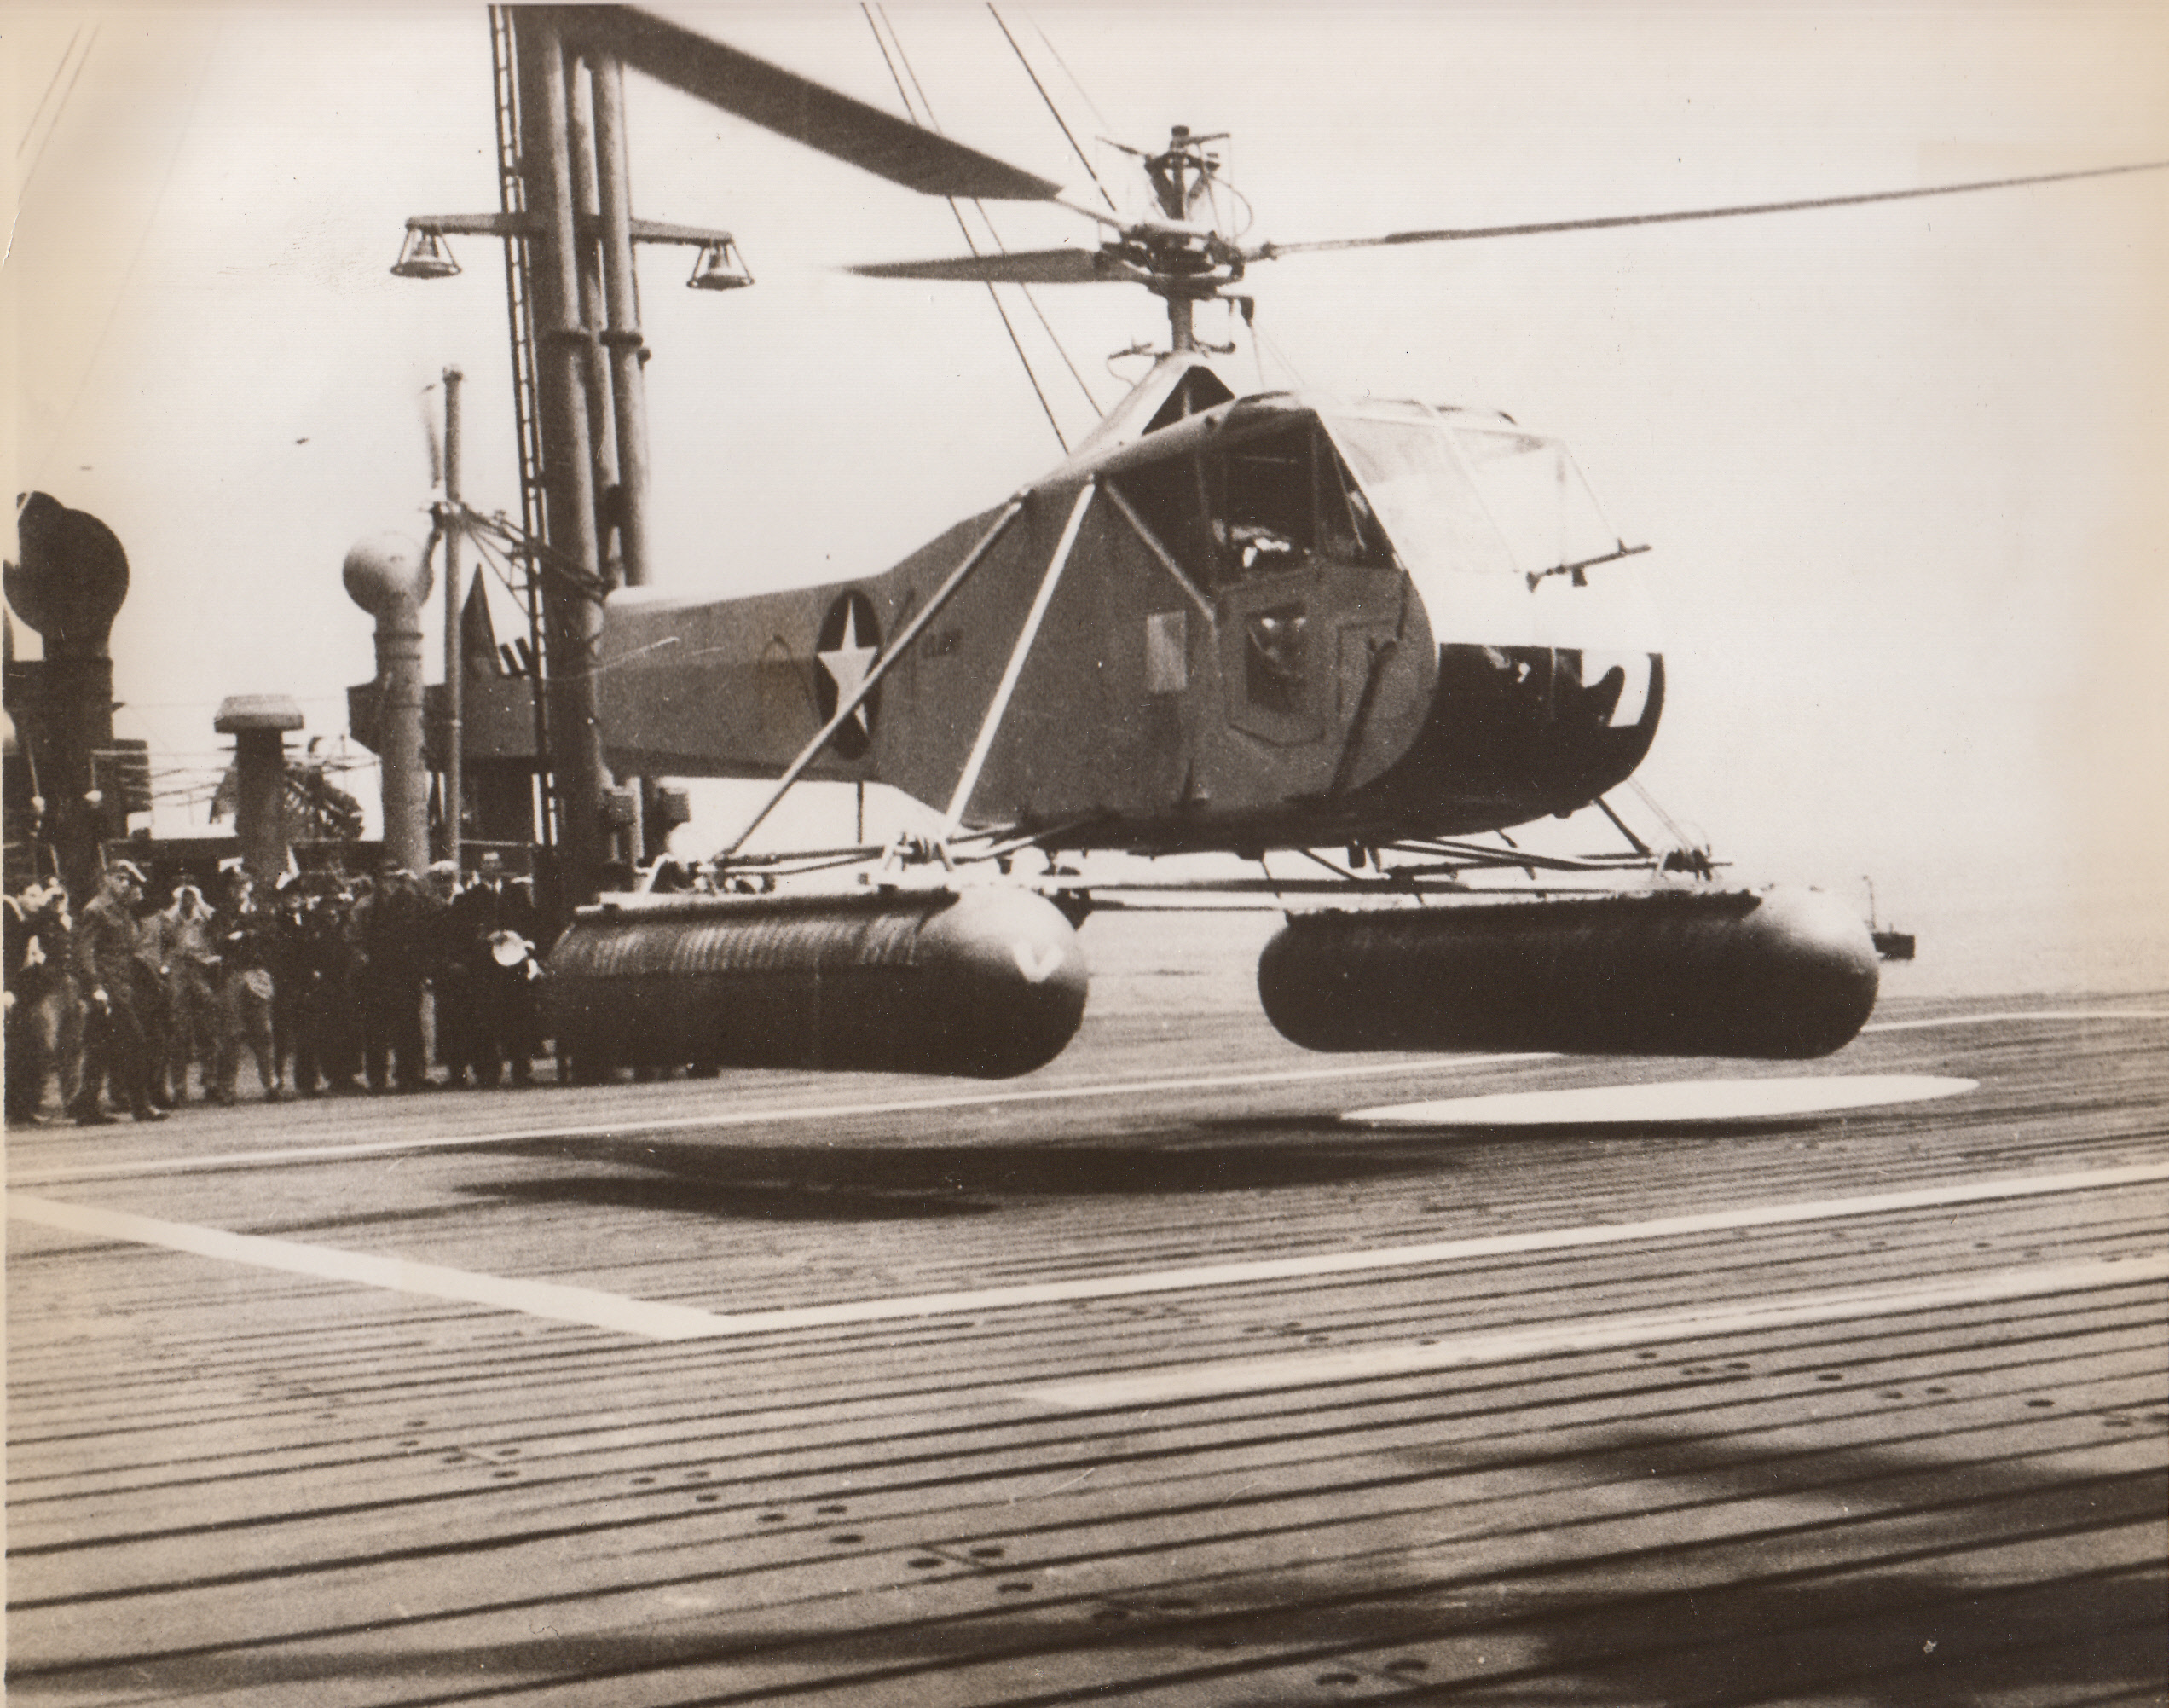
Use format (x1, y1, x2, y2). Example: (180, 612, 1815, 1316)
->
(3, 855, 548, 1126)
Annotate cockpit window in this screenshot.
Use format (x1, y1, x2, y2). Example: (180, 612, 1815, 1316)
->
(1216, 427, 1311, 565)
(1325, 416, 1518, 577)
(1318, 440, 1393, 566)
(1112, 402, 1631, 652)
(1450, 427, 1618, 578)
(1322, 414, 1620, 580)
(1113, 417, 1397, 592)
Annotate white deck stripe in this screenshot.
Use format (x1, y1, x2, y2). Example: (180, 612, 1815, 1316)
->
(3, 1054, 1550, 1187)
(1863, 1010, 2169, 1032)
(14, 1009, 2163, 1190)
(5, 1195, 736, 1341)
(622, 1161, 2169, 1335)
(14, 1161, 2164, 1343)
(1022, 1254, 2169, 1409)
(1347, 1074, 1975, 1127)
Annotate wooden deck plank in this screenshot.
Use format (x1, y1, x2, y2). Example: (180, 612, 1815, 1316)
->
(9, 998, 2166, 1705)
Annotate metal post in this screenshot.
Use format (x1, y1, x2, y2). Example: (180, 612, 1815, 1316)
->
(492, 8, 554, 852)
(565, 55, 621, 576)
(232, 731, 287, 877)
(214, 695, 303, 882)
(237, 733, 288, 877)
(1166, 296, 1194, 354)
(441, 366, 464, 871)
(379, 601, 430, 874)
(589, 51, 652, 863)
(382, 602, 431, 875)
(589, 52, 651, 592)
(520, 14, 610, 906)
(344, 542, 432, 877)
(568, 54, 627, 871)
(43, 649, 115, 897)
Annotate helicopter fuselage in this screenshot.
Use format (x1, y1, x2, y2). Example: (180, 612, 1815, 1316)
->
(597, 362, 1663, 853)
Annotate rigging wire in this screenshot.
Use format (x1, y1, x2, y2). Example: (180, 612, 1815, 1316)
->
(17, 26, 82, 153)
(988, 6, 1118, 216)
(1627, 776, 1702, 853)
(1011, 254, 1104, 420)
(465, 522, 523, 597)
(1255, 320, 1308, 388)
(936, 48, 1102, 420)
(866, 6, 1102, 440)
(980, 7, 1108, 415)
(457, 526, 542, 663)
(1025, 13, 1113, 142)
(883, 9, 1094, 427)
(17, 20, 100, 190)
(863, 4, 1066, 451)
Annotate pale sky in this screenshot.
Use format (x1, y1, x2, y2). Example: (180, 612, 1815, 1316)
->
(6, 3, 2167, 993)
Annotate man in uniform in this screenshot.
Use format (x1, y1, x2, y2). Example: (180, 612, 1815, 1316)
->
(210, 868, 281, 1103)
(6, 879, 81, 1124)
(282, 878, 349, 1096)
(422, 860, 477, 1087)
(485, 871, 545, 1086)
(129, 875, 180, 1107)
(158, 882, 223, 1102)
(69, 861, 167, 1125)
(439, 863, 490, 1088)
(354, 866, 440, 1092)
(268, 876, 309, 1097)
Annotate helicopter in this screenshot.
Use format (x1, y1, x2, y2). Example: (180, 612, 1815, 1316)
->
(396, 8, 2164, 1081)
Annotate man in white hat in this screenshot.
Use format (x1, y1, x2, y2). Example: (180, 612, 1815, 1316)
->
(159, 882, 223, 1101)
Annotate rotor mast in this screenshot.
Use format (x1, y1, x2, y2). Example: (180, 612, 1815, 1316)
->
(1143, 125, 1225, 356)
(1165, 296, 1194, 354)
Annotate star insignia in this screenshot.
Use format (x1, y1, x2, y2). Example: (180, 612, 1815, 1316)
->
(818, 600, 879, 735)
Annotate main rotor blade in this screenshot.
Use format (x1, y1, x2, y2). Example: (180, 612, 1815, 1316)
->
(554, 6, 1064, 201)
(849, 247, 1109, 284)
(1246, 159, 2169, 259)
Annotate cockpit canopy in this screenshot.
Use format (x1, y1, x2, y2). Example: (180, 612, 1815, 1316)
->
(1108, 396, 1624, 591)
(1335, 407, 1622, 582)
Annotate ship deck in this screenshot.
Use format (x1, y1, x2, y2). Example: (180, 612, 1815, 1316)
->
(8, 988, 2166, 1705)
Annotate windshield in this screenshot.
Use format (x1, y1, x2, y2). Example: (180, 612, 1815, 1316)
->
(1451, 426, 1618, 576)
(1325, 415, 1514, 577)
(1323, 414, 1617, 579)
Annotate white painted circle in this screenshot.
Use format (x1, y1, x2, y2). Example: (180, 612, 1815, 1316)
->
(1345, 1074, 1978, 1128)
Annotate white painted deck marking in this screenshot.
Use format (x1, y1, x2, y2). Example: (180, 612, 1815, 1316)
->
(1347, 1074, 1975, 1127)
(14, 1161, 2165, 1343)
(13, 1008, 2162, 1190)
(3, 1053, 1549, 1187)
(1023, 1253, 2169, 1409)
(1862, 1009, 2169, 1032)
(6, 1195, 737, 1341)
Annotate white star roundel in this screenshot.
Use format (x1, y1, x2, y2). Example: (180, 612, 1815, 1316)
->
(815, 589, 882, 759)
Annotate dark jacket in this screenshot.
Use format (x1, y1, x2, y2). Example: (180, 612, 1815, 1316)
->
(72, 889, 139, 996)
